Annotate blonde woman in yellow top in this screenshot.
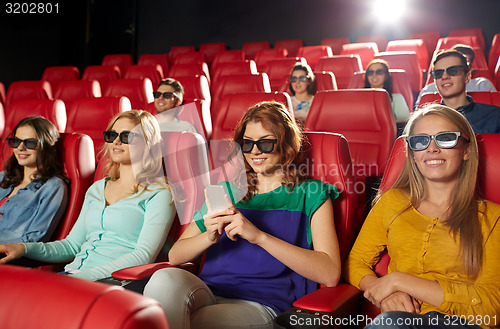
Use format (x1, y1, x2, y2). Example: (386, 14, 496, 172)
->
(345, 104, 500, 329)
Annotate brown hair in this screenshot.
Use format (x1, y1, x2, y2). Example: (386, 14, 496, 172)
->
(383, 104, 482, 278)
(233, 101, 307, 200)
(433, 49, 470, 73)
(364, 59, 393, 98)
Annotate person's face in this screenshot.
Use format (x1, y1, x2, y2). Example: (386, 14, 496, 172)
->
(107, 118, 137, 165)
(13, 125, 38, 169)
(433, 56, 471, 100)
(290, 69, 310, 94)
(154, 84, 180, 114)
(366, 63, 387, 89)
(242, 121, 281, 176)
(410, 115, 469, 185)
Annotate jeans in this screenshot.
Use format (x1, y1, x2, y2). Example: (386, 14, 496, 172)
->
(364, 311, 482, 329)
(143, 267, 277, 329)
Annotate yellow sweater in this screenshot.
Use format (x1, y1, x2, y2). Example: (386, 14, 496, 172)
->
(345, 189, 500, 329)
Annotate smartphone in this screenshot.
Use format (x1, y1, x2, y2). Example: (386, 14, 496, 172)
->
(205, 185, 231, 211)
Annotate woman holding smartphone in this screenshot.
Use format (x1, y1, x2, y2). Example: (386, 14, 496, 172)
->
(144, 101, 341, 329)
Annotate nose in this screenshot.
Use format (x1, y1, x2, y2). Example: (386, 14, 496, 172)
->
(250, 143, 261, 154)
(17, 141, 27, 150)
(427, 139, 440, 152)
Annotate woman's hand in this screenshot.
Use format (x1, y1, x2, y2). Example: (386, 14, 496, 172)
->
(202, 207, 234, 243)
(219, 206, 266, 244)
(0, 244, 26, 264)
(380, 291, 421, 313)
(364, 272, 406, 308)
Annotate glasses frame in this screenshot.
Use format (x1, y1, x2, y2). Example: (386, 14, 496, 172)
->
(102, 131, 140, 144)
(290, 75, 309, 83)
(406, 131, 469, 151)
(430, 65, 467, 80)
(236, 139, 278, 154)
(6, 137, 38, 150)
(366, 69, 386, 76)
(153, 91, 175, 99)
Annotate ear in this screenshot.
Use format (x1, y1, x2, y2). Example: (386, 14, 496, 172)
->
(463, 142, 471, 161)
(175, 98, 183, 107)
(464, 70, 471, 84)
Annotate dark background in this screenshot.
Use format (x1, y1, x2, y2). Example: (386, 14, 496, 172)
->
(1, 0, 500, 88)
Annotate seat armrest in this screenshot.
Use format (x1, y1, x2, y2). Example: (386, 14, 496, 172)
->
(293, 283, 361, 313)
(112, 262, 196, 281)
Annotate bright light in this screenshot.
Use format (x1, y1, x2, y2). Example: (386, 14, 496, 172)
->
(372, 0, 407, 25)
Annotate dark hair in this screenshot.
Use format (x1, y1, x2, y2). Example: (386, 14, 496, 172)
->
(451, 44, 475, 68)
(433, 50, 470, 73)
(1, 116, 68, 188)
(364, 59, 393, 98)
(158, 78, 184, 103)
(233, 101, 307, 200)
(288, 63, 317, 96)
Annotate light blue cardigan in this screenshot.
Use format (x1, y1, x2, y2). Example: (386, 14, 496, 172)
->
(24, 178, 175, 281)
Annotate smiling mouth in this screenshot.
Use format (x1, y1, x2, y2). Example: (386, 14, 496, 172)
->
(425, 160, 445, 165)
(251, 158, 267, 164)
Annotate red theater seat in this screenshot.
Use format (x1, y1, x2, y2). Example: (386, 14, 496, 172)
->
(104, 78, 154, 110)
(296, 45, 333, 70)
(66, 97, 131, 159)
(471, 68, 494, 84)
(340, 42, 379, 69)
(101, 54, 133, 77)
(4, 99, 66, 134)
(138, 54, 170, 78)
(199, 42, 227, 66)
(124, 65, 164, 89)
(173, 51, 206, 65)
(168, 63, 211, 85)
(315, 55, 363, 89)
(5, 80, 52, 110)
(375, 51, 423, 92)
(321, 37, 351, 55)
(264, 57, 308, 91)
(211, 50, 246, 72)
(0, 82, 5, 106)
(449, 27, 486, 52)
(385, 39, 430, 73)
(242, 41, 270, 60)
(41, 66, 80, 92)
(168, 46, 196, 64)
(82, 65, 121, 91)
(357, 35, 387, 53)
(174, 75, 211, 101)
(435, 36, 480, 52)
(274, 39, 304, 58)
(488, 34, 500, 76)
(409, 31, 441, 59)
(211, 92, 293, 141)
(304, 89, 396, 181)
(253, 48, 288, 72)
(211, 60, 258, 84)
(210, 73, 271, 118)
(54, 80, 101, 109)
(0, 265, 169, 329)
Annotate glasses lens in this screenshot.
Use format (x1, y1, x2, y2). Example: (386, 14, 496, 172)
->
(120, 131, 133, 144)
(366, 70, 374, 76)
(153, 91, 174, 99)
(256, 140, 275, 153)
(23, 139, 38, 149)
(446, 65, 462, 76)
(290, 76, 307, 82)
(431, 69, 444, 79)
(407, 135, 431, 151)
(435, 132, 459, 148)
(103, 131, 118, 143)
(290, 76, 298, 83)
(6, 137, 21, 148)
(153, 91, 161, 98)
(375, 69, 385, 75)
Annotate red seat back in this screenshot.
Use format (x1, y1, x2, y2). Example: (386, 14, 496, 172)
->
(418, 92, 441, 108)
(211, 92, 292, 141)
(375, 51, 423, 92)
(4, 99, 66, 134)
(488, 34, 500, 76)
(168, 46, 196, 64)
(82, 65, 121, 91)
(168, 63, 211, 85)
(174, 75, 211, 101)
(409, 31, 441, 59)
(138, 54, 170, 78)
(296, 45, 333, 70)
(385, 39, 430, 73)
(54, 80, 101, 109)
(321, 37, 350, 55)
(211, 50, 246, 72)
(199, 42, 227, 66)
(104, 78, 153, 110)
(0, 82, 5, 106)
(101, 54, 133, 77)
(242, 41, 271, 60)
(210, 73, 271, 117)
(41, 66, 80, 92)
(66, 97, 131, 159)
(253, 48, 288, 72)
(5, 80, 52, 110)
(435, 36, 481, 52)
(264, 57, 308, 91)
(341, 42, 379, 69)
(0, 265, 169, 329)
(357, 35, 387, 54)
(449, 27, 486, 52)
(274, 39, 304, 58)
(316, 55, 363, 89)
(173, 52, 206, 65)
(211, 60, 257, 83)
(124, 65, 164, 89)
(304, 89, 396, 179)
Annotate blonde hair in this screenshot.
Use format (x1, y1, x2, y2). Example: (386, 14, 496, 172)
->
(385, 104, 483, 278)
(100, 110, 168, 192)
